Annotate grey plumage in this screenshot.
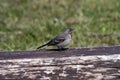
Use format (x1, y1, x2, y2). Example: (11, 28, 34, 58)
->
(37, 28, 73, 49)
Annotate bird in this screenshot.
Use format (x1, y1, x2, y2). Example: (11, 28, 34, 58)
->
(37, 28, 73, 50)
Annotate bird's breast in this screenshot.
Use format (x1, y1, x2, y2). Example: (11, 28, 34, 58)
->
(57, 34, 71, 47)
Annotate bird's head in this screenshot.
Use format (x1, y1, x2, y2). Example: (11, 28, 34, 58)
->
(64, 28, 73, 34)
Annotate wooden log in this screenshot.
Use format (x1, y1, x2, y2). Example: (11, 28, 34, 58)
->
(0, 45, 120, 80)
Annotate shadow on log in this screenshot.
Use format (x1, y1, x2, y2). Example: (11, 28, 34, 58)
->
(0, 45, 120, 80)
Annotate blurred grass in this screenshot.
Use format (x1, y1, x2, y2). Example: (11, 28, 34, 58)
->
(0, 0, 120, 51)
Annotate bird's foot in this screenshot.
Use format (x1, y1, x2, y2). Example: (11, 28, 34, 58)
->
(58, 48, 68, 51)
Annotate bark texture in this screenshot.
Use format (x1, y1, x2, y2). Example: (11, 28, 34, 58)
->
(0, 46, 120, 80)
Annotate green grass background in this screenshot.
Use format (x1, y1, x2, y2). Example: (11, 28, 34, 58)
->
(0, 0, 120, 51)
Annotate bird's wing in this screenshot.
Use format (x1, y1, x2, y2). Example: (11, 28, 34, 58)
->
(47, 37, 65, 45)
(47, 32, 67, 46)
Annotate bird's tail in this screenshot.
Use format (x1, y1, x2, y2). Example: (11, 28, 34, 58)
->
(37, 43, 48, 49)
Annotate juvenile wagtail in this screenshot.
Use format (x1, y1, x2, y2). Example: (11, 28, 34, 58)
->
(37, 28, 73, 49)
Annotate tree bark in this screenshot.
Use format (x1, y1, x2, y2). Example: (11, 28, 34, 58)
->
(0, 45, 120, 80)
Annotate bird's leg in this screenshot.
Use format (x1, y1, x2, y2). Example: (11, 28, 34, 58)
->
(57, 46, 62, 50)
(57, 46, 67, 51)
